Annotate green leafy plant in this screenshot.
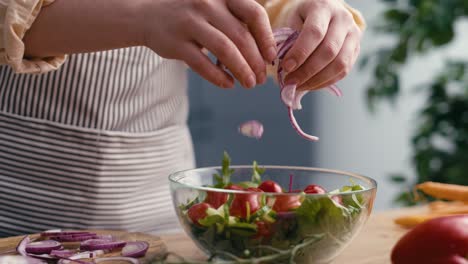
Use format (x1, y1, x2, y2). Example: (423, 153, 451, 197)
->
(362, 0, 468, 205)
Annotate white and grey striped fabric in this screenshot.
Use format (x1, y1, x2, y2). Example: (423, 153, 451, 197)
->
(0, 47, 196, 237)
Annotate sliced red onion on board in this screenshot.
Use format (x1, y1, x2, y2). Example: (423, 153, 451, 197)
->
(57, 259, 91, 264)
(68, 250, 105, 260)
(80, 239, 126, 251)
(40, 231, 91, 237)
(27, 253, 57, 260)
(122, 241, 149, 258)
(25, 240, 62, 254)
(239, 120, 264, 139)
(93, 257, 140, 264)
(16, 236, 31, 257)
(50, 249, 77, 258)
(0, 256, 46, 264)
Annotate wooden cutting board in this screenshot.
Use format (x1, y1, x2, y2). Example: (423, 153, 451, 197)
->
(0, 230, 167, 263)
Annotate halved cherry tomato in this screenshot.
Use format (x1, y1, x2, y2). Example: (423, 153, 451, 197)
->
(273, 193, 301, 212)
(304, 184, 326, 194)
(204, 184, 242, 208)
(187, 203, 212, 225)
(230, 187, 262, 218)
(258, 180, 282, 193)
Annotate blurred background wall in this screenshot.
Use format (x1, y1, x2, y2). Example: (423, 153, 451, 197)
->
(187, 0, 468, 211)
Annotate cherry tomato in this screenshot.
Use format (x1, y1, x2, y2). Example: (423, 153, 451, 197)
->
(230, 187, 262, 218)
(204, 184, 242, 208)
(187, 203, 212, 226)
(253, 221, 271, 238)
(273, 194, 301, 212)
(304, 184, 326, 194)
(258, 180, 282, 193)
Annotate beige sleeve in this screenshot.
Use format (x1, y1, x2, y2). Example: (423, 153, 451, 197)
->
(259, 0, 366, 30)
(0, 0, 66, 74)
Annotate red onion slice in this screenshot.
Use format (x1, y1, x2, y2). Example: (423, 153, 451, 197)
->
(94, 257, 140, 264)
(50, 249, 77, 258)
(272, 28, 342, 142)
(50, 234, 97, 242)
(80, 239, 126, 251)
(68, 250, 105, 260)
(25, 240, 62, 254)
(16, 236, 31, 257)
(122, 241, 149, 258)
(327, 84, 343, 97)
(239, 120, 264, 139)
(40, 231, 91, 237)
(288, 107, 319, 141)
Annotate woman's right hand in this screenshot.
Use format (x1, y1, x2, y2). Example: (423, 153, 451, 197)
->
(140, 0, 277, 89)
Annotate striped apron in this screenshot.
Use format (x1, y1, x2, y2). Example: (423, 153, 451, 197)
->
(0, 47, 195, 237)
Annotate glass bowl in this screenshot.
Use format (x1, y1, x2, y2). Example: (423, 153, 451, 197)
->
(169, 166, 377, 264)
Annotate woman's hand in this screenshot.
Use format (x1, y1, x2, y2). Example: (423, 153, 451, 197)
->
(282, 0, 363, 91)
(142, 0, 277, 89)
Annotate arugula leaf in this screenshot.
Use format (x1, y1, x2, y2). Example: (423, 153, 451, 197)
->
(213, 151, 235, 188)
(251, 161, 265, 184)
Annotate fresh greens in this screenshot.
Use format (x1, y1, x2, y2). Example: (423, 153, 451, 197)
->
(177, 152, 368, 263)
(213, 152, 235, 188)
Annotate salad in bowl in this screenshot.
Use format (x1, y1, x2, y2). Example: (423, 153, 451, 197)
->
(169, 152, 377, 264)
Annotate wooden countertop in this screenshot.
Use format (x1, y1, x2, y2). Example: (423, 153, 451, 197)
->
(0, 206, 426, 263)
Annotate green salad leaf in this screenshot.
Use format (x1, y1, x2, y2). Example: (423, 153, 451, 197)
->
(213, 151, 235, 188)
(251, 161, 265, 185)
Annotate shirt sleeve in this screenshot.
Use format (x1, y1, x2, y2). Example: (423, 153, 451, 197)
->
(0, 0, 66, 74)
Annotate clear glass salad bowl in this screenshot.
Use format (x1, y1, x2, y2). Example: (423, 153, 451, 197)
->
(169, 165, 377, 264)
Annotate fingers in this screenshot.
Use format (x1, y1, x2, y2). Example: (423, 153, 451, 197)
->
(182, 43, 234, 88)
(285, 16, 350, 87)
(194, 22, 257, 88)
(281, 8, 331, 73)
(227, 0, 277, 63)
(209, 7, 267, 85)
(297, 31, 360, 91)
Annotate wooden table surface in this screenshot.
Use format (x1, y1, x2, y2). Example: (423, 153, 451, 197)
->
(0, 206, 426, 263)
(162, 206, 427, 264)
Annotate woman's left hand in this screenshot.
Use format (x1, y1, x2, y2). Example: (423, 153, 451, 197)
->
(282, 0, 363, 91)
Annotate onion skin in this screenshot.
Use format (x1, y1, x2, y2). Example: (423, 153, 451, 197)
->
(391, 215, 468, 264)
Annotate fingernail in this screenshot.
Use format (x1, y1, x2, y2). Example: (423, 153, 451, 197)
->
(283, 59, 297, 72)
(245, 75, 256, 88)
(285, 78, 298, 86)
(266, 46, 277, 62)
(258, 72, 266, 85)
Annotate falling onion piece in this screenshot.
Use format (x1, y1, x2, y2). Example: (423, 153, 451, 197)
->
(239, 120, 264, 139)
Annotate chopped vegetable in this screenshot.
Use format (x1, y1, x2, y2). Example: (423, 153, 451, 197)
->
(188, 203, 213, 226)
(25, 240, 62, 254)
(304, 184, 326, 194)
(416, 181, 468, 202)
(391, 215, 468, 264)
(239, 120, 264, 139)
(258, 180, 282, 193)
(121, 242, 149, 258)
(93, 257, 139, 264)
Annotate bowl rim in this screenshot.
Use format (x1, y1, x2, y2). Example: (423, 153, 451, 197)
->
(169, 165, 377, 196)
